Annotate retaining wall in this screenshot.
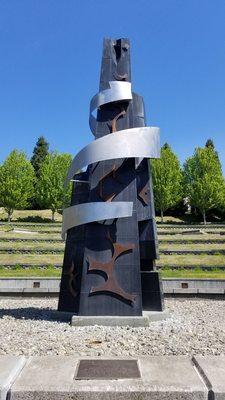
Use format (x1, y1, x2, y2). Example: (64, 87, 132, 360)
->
(0, 278, 224, 295)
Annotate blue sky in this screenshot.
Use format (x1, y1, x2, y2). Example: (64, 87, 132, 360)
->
(0, 0, 225, 172)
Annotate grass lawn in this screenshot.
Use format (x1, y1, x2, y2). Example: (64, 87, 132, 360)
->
(0, 266, 224, 279)
(156, 216, 190, 224)
(157, 228, 225, 233)
(0, 242, 64, 250)
(159, 243, 225, 250)
(0, 266, 61, 277)
(0, 210, 225, 279)
(158, 234, 225, 241)
(0, 208, 62, 222)
(0, 232, 61, 240)
(0, 254, 63, 264)
(160, 268, 225, 279)
(0, 209, 224, 225)
(155, 215, 225, 224)
(0, 226, 61, 233)
(157, 254, 225, 266)
(0, 210, 181, 224)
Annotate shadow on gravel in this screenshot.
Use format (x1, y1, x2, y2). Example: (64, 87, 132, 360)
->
(0, 307, 73, 323)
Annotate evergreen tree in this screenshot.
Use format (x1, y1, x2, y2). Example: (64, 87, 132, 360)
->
(0, 150, 35, 221)
(205, 138, 215, 149)
(31, 136, 49, 178)
(150, 144, 183, 223)
(35, 152, 72, 221)
(183, 146, 225, 224)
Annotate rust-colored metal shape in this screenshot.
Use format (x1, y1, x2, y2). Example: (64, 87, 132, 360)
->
(63, 261, 79, 298)
(138, 182, 148, 205)
(88, 236, 135, 304)
(108, 108, 126, 133)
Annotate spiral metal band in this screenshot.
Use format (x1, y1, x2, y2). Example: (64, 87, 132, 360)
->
(62, 202, 133, 239)
(62, 81, 160, 239)
(65, 127, 160, 184)
(89, 81, 132, 134)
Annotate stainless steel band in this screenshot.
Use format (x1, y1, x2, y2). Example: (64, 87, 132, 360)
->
(65, 126, 160, 184)
(62, 80, 160, 239)
(89, 81, 132, 134)
(62, 202, 133, 239)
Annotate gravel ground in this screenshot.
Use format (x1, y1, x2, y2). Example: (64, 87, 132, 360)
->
(0, 297, 224, 356)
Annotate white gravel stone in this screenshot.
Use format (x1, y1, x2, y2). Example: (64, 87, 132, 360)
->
(0, 297, 224, 356)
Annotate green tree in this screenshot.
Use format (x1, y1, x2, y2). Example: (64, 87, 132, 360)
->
(183, 146, 225, 224)
(35, 152, 72, 221)
(205, 138, 215, 149)
(31, 136, 49, 178)
(0, 150, 35, 222)
(150, 143, 183, 223)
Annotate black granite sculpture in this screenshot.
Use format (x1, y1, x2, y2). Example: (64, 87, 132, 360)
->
(58, 38, 164, 316)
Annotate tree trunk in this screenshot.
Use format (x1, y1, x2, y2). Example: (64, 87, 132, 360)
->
(161, 210, 164, 223)
(51, 210, 55, 222)
(202, 210, 206, 225)
(7, 209, 13, 223)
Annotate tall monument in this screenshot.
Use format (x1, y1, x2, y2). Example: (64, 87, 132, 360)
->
(58, 38, 164, 316)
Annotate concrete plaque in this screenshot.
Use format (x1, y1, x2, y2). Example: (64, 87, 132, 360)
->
(75, 359, 141, 380)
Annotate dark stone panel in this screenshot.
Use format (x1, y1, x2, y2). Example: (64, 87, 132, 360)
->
(83, 214, 141, 243)
(138, 219, 159, 260)
(141, 271, 162, 292)
(78, 292, 142, 316)
(58, 270, 81, 313)
(89, 158, 137, 201)
(132, 93, 145, 119)
(58, 170, 89, 312)
(99, 38, 131, 93)
(140, 258, 155, 271)
(139, 220, 157, 241)
(148, 161, 158, 213)
(139, 240, 158, 262)
(142, 290, 164, 311)
(136, 159, 154, 220)
(80, 127, 142, 314)
(66, 227, 86, 243)
(141, 271, 164, 311)
(70, 171, 89, 205)
(58, 237, 85, 312)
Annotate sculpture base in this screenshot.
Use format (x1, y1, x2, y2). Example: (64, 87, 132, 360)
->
(71, 310, 169, 327)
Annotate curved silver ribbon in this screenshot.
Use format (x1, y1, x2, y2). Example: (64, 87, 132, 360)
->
(62, 202, 133, 239)
(89, 81, 132, 134)
(66, 126, 160, 184)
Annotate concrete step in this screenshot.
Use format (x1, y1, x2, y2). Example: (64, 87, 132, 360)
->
(1, 355, 224, 400)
